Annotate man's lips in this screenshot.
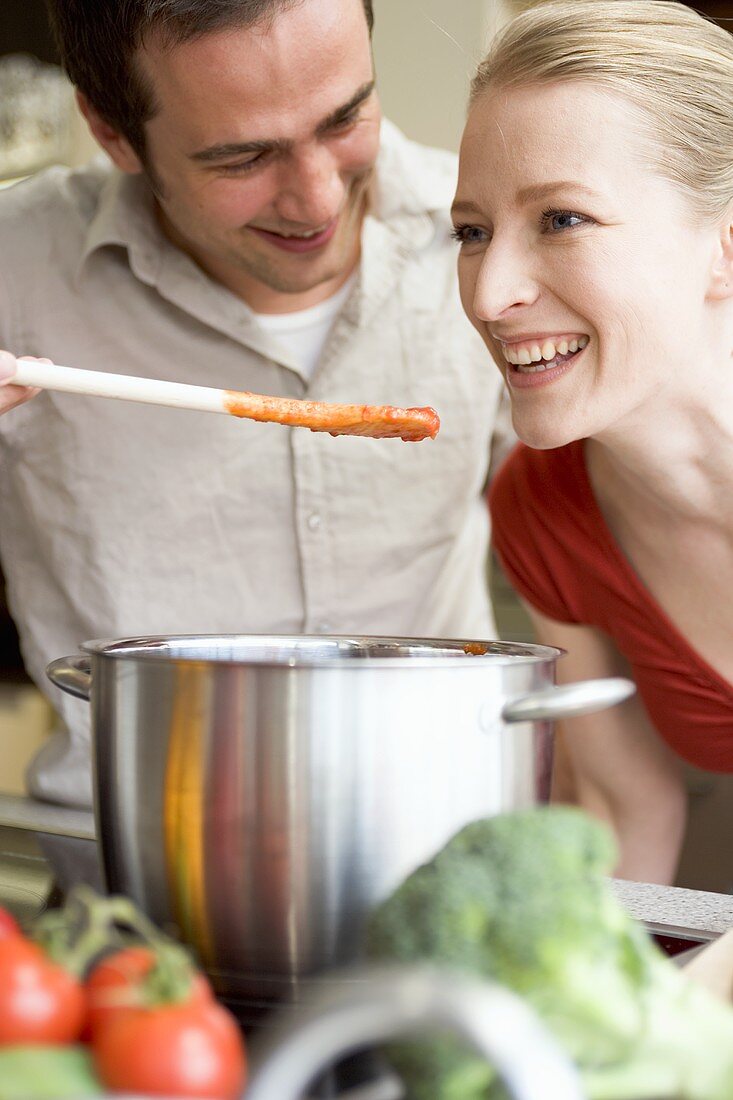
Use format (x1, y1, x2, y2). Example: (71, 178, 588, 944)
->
(249, 218, 339, 253)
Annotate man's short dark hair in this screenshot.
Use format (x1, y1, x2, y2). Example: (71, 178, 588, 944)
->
(47, 0, 375, 160)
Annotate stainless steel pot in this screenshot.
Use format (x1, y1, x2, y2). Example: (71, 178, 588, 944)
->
(47, 634, 633, 1005)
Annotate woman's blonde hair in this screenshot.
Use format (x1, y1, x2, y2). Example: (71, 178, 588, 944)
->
(471, 0, 733, 223)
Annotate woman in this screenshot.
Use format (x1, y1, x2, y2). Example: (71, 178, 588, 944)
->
(454, 0, 733, 883)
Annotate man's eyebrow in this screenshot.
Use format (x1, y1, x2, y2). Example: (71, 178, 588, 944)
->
(516, 181, 602, 203)
(316, 81, 375, 134)
(189, 137, 287, 163)
(189, 81, 375, 164)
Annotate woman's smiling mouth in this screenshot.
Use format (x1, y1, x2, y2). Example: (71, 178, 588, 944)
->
(496, 333, 590, 388)
(501, 333, 589, 369)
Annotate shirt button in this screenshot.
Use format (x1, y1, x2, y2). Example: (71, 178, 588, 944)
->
(307, 512, 322, 531)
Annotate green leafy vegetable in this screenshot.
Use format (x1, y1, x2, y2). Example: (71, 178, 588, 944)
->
(0, 1045, 102, 1099)
(367, 806, 733, 1100)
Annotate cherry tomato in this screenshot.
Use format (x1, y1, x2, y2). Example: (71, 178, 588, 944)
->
(0, 936, 85, 1044)
(93, 998, 247, 1099)
(85, 945, 212, 1038)
(0, 907, 21, 940)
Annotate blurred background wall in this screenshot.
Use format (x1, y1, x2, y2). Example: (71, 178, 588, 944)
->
(372, 0, 517, 152)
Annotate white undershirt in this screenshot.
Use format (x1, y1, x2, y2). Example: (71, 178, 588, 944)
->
(252, 272, 358, 382)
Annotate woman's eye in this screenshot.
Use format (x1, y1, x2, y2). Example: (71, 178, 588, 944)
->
(541, 209, 589, 232)
(451, 224, 488, 245)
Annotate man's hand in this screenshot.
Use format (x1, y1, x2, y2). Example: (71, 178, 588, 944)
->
(0, 351, 43, 415)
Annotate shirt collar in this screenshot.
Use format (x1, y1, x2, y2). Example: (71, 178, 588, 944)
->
(77, 168, 164, 286)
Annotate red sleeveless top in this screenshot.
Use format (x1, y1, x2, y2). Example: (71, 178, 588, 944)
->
(489, 441, 733, 772)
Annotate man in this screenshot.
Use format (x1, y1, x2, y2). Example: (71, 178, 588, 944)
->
(0, 0, 507, 824)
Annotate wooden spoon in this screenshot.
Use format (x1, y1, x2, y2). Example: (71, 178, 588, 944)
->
(10, 359, 440, 443)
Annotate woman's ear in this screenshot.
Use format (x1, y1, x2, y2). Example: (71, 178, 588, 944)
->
(75, 90, 144, 175)
(708, 217, 733, 301)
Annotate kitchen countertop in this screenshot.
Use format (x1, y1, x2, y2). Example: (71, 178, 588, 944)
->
(612, 878, 733, 939)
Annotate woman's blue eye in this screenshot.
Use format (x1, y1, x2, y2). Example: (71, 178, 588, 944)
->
(542, 209, 586, 232)
(451, 224, 488, 245)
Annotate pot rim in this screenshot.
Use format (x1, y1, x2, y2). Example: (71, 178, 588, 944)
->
(79, 633, 564, 669)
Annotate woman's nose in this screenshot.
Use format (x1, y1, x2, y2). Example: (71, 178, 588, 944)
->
(471, 243, 540, 322)
(276, 146, 346, 227)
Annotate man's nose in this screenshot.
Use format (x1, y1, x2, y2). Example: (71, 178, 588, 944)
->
(276, 145, 346, 226)
(471, 241, 540, 322)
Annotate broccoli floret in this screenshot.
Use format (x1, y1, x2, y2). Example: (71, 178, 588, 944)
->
(366, 807, 733, 1100)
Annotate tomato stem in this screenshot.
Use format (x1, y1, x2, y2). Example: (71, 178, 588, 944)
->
(32, 887, 198, 1002)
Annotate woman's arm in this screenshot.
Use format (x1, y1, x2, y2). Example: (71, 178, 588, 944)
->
(527, 606, 687, 886)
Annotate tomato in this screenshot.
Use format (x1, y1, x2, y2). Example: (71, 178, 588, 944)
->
(93, 998, 247, 1099)
(85, 945, 212, 1038)
(0, 908, 21, 940)
(0, 936, 85, 1044)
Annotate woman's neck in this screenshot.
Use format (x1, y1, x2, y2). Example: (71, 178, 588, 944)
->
(586, 380, 733, 527)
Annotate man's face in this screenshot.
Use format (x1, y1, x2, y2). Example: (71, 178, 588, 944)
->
(135, 0, 380, 312)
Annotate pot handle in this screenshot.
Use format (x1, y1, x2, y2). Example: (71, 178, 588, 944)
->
(502, 676, 635, 724)
(45, 655, 92, 701)
(245, 965, 584, 1100)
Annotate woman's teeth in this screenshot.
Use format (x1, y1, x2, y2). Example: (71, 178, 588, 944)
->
(501, 335, 589, 373)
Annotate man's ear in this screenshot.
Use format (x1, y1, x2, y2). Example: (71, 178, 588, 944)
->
(708, 217, 733, 301)
(75, 90, 144, 175)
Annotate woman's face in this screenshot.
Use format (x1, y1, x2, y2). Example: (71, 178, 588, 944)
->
(454, 81, 722, 449)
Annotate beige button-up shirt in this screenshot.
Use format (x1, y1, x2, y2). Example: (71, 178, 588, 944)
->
(0, 122, 507, 809)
